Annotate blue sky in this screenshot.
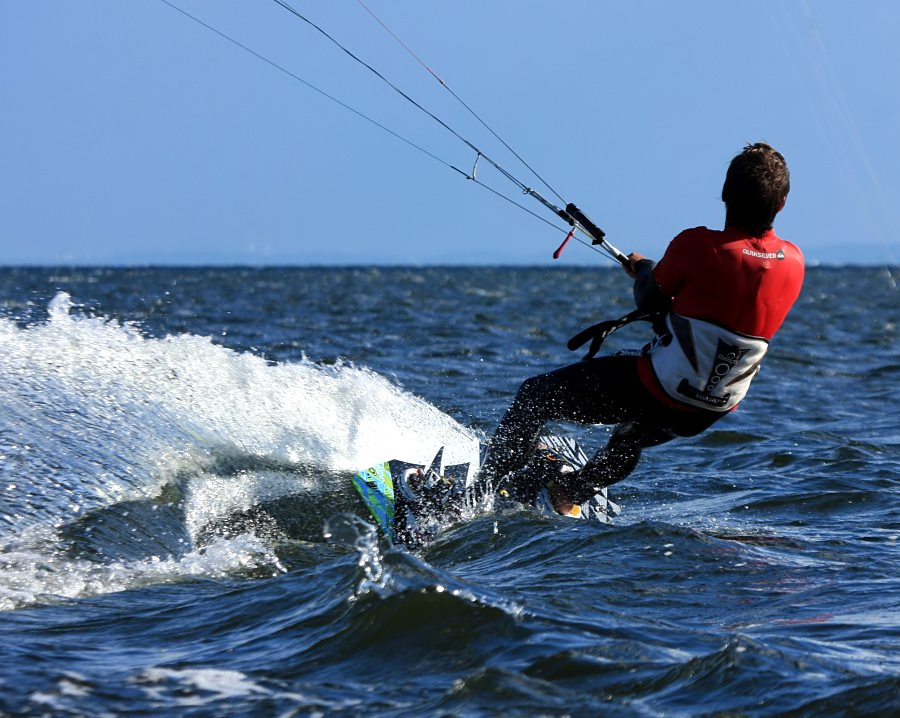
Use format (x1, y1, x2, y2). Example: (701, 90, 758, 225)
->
(2, 1, 898, 266)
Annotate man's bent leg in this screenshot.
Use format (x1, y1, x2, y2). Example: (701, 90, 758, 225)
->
(478, 373, 559, 483)
(479, 357, 641, 484)
(559, 422, 677, 504)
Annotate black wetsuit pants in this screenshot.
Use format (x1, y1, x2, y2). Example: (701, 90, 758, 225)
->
(479, 354, 725, 503)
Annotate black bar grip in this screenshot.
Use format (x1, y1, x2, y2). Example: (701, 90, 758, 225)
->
(565, 203, 606, 243)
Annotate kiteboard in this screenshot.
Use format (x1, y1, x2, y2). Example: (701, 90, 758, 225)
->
(353, 435, 619, 547)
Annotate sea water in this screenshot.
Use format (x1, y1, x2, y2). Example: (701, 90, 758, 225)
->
(0, 265, 897, 716)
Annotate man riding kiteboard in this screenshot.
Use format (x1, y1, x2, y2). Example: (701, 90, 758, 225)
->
(479, 142, 804, 512)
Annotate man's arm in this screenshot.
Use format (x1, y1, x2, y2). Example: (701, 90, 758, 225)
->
(626, 252, 670, 313)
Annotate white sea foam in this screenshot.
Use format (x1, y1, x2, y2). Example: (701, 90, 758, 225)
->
(0, 528, 283, 612)
(0, 293, 477, 530)
(134, 667, 271, 705)
(0, 292, 479, 606)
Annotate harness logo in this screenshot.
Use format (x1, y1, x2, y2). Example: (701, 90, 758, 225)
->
(676, 379, 729, 408)
(743, 248, 786, 260)
(676, 339, 751, 408)
(705, 340, 750, 394)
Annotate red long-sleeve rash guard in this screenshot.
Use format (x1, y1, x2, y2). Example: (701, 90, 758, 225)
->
(653, 226, 804, 341)
(636, 226, 804, 411)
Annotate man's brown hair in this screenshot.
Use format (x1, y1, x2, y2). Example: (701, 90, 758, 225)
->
(722, 142, 790, 237)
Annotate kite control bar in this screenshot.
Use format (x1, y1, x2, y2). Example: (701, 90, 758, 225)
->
(522, 187, 629, 266)
(563, 203, 630, 268)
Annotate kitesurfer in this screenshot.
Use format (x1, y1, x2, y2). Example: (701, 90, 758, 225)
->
(479, 143, 804, 512)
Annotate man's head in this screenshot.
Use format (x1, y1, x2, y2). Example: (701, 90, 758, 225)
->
(722, 142, 790, 236)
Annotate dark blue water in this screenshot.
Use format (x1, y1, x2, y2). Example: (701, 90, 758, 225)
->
(1, 266, 898, 716)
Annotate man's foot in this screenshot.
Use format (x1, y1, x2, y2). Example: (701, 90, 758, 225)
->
(547, 480, 579, 516)
(499, 445, 578, 508)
